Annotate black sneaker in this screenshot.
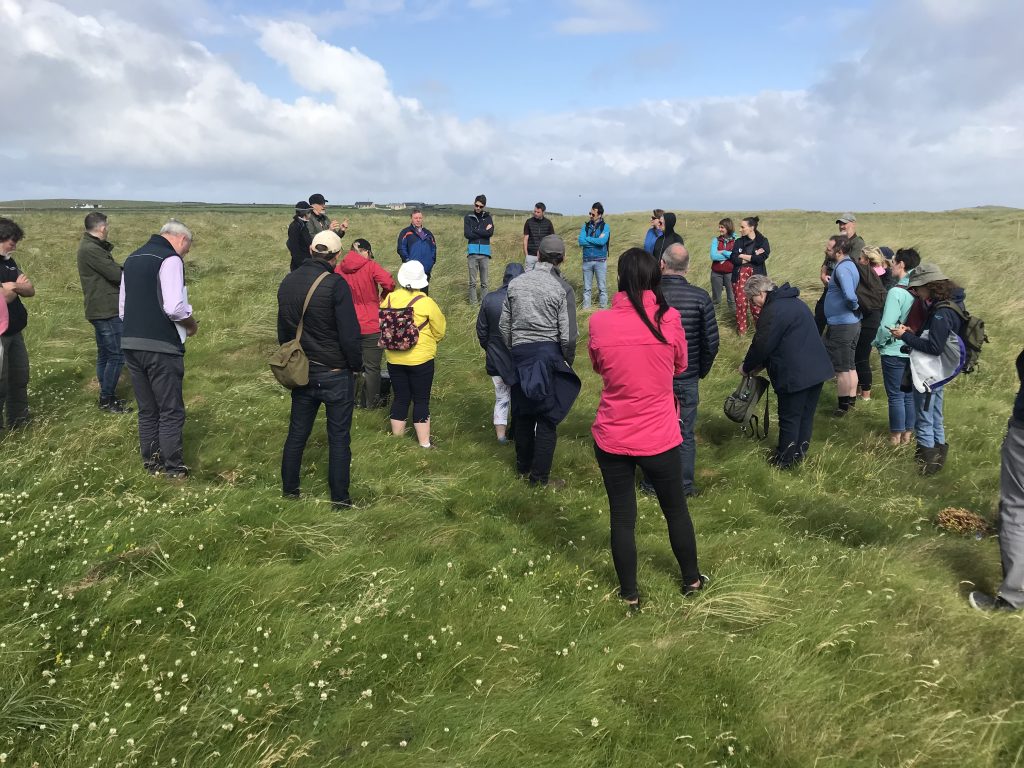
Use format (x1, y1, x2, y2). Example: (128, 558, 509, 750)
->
(162, 466, 190, 480)
(683, 574, 710, 597)
(968, 591, 1016, 613)
(104, 398, 134, 414)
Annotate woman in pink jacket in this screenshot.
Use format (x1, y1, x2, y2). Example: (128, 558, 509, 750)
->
(335, 238, 395, 408)
(589, 248, 706, 610)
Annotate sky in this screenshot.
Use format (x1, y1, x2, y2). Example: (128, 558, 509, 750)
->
(1, 0, 1022, 214)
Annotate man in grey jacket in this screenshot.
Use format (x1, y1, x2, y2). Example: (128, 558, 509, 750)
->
(77, 212, 130, 413)
(499, 235, 580, 487)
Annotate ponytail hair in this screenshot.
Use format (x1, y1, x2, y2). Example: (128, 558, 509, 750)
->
(742, 215, 760, 231)
(616, 248, 670, 343)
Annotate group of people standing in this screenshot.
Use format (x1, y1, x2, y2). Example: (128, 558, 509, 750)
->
(2, 200, 1020, 615)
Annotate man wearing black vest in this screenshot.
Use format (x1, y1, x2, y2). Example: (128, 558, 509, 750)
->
(277, 230, 363, 508)
(120, 220, 198, 479)
(522, 202, 555, 271)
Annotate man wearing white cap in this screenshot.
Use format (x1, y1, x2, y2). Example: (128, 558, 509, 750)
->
(277, 230, 363, 507)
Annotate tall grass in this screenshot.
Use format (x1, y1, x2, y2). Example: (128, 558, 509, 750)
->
(1, 206, 1023, 766)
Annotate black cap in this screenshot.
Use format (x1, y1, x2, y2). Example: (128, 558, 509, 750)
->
(352, 238, 372, 253)
(308, 193, 328, 205)
(295, 200, 312, 212)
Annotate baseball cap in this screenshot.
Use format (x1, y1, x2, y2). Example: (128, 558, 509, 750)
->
(311, 230, 343, 254)
(308, 193, 328, 206)
(352, 238, 372, 253)
(836, 213, 857, 224)
(538, 234, 565, 259)
(295, 200, 312, 212)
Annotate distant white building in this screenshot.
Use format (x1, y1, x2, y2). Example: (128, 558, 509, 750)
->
(387, 203, 406, 210)
(354, 201, 375, 209)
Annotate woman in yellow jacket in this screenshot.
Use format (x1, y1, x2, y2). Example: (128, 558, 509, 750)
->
(382, 261, 447, 448)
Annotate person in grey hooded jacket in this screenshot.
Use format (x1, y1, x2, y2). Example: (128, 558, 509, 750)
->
(477, 262, 525, 443)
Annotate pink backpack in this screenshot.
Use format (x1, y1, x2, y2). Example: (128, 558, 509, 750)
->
(378, 294, 428, 351)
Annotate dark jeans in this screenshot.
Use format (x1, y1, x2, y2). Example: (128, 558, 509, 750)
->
(124, 349, 186, 471)
(855, 314, 880, 392)
(513, 385, 558, 485)
(389, 359, 434, 423)
(358, 333, 383, 407)
(594, 442, 700, 600)
(881, 355, 916, 433)
(281, 367, 355, 504)
(676, 378, 699, 493)
(775, 382, 823, 468)
(0, 331, 30, 427)
(91, 317, 125, 399)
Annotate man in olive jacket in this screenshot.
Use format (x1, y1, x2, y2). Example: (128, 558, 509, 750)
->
(76, 211, 130, 413)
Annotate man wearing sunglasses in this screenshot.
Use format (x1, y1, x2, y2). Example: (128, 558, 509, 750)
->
(465, 194, 494, 304)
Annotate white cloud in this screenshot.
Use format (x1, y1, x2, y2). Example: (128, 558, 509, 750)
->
(0, 0, 1021, 211)
(554, 0, 653, 36)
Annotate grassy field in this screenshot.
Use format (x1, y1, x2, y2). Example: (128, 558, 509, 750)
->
(1, 206, 1023, 767)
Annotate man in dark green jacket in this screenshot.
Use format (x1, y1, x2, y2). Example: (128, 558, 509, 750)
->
(77, 211, 130, 413)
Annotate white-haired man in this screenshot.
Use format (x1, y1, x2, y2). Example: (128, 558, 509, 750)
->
(120, 220, 199, 479)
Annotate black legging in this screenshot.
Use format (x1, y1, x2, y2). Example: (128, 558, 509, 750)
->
(388, 359, 434, 423)
(856, 309, 881, 392)
(594, 442, 700, 600)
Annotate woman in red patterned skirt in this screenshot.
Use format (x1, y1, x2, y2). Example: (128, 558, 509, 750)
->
(730, 216, 771, 335)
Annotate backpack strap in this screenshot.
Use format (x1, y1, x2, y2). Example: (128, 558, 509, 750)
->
(407, 293, 430, 330)
(295, 272, 331, 344)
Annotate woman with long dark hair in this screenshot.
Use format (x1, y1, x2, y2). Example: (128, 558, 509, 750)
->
(588, 248, 706, 610)
(730, 215, 770, 335)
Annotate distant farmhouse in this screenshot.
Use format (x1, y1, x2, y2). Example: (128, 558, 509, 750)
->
(386, 203, 406, 210)
(72, 202, 102, 209)
(354, 201, 375, 209)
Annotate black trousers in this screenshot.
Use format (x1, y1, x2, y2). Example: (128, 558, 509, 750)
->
(513, 385, 558, 485)
(855, 322, 879, 392)
(774, 383, 824, 468)
(124, 349, 186, 471)
(594, 442, 700, 600)
(389, 359, 435, 423)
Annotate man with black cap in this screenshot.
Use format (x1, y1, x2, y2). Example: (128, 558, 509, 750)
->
(287, 201, 313, 271)
(307, 193, 349, 242)
(277, 230, 363, 508)
(499, 234, 581, 487)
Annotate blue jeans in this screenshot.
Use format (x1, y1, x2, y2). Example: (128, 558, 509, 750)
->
(281, 367, 355, 504)
(881, 355, 916, 433)
(675, 379, 699, 492)
(91, 317, 125, 399)
(582, 260, 608, 309)
(913, 385, 945, 448)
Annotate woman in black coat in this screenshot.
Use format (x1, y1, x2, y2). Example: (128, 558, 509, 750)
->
(739, 275, 834, 468)
(730, 215, 770, 335)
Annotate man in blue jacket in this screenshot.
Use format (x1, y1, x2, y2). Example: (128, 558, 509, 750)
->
(824, 234, 861, 416)
(578, 201, 610, 309)
(465, 194, 494, 305)
(397, 209, 437, 286)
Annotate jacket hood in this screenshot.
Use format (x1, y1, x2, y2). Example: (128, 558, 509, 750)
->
(662, 212, 677, 237)
(338, 249, 369, 274)
(771, 283, 801, 300)
(503, 262, 525, 286)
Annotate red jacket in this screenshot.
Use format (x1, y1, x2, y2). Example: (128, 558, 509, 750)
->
(588, 291, 688, 455)
(334, 250, 396, 335)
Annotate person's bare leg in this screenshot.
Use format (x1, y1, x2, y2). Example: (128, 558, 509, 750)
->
(495, 424, 507, 440)
(390, 419, 406, 436)
(414, 418, 431, 447)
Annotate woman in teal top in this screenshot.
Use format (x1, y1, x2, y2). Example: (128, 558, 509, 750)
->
(709, 218, 736, 310)
(873, 248, 921, 445)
